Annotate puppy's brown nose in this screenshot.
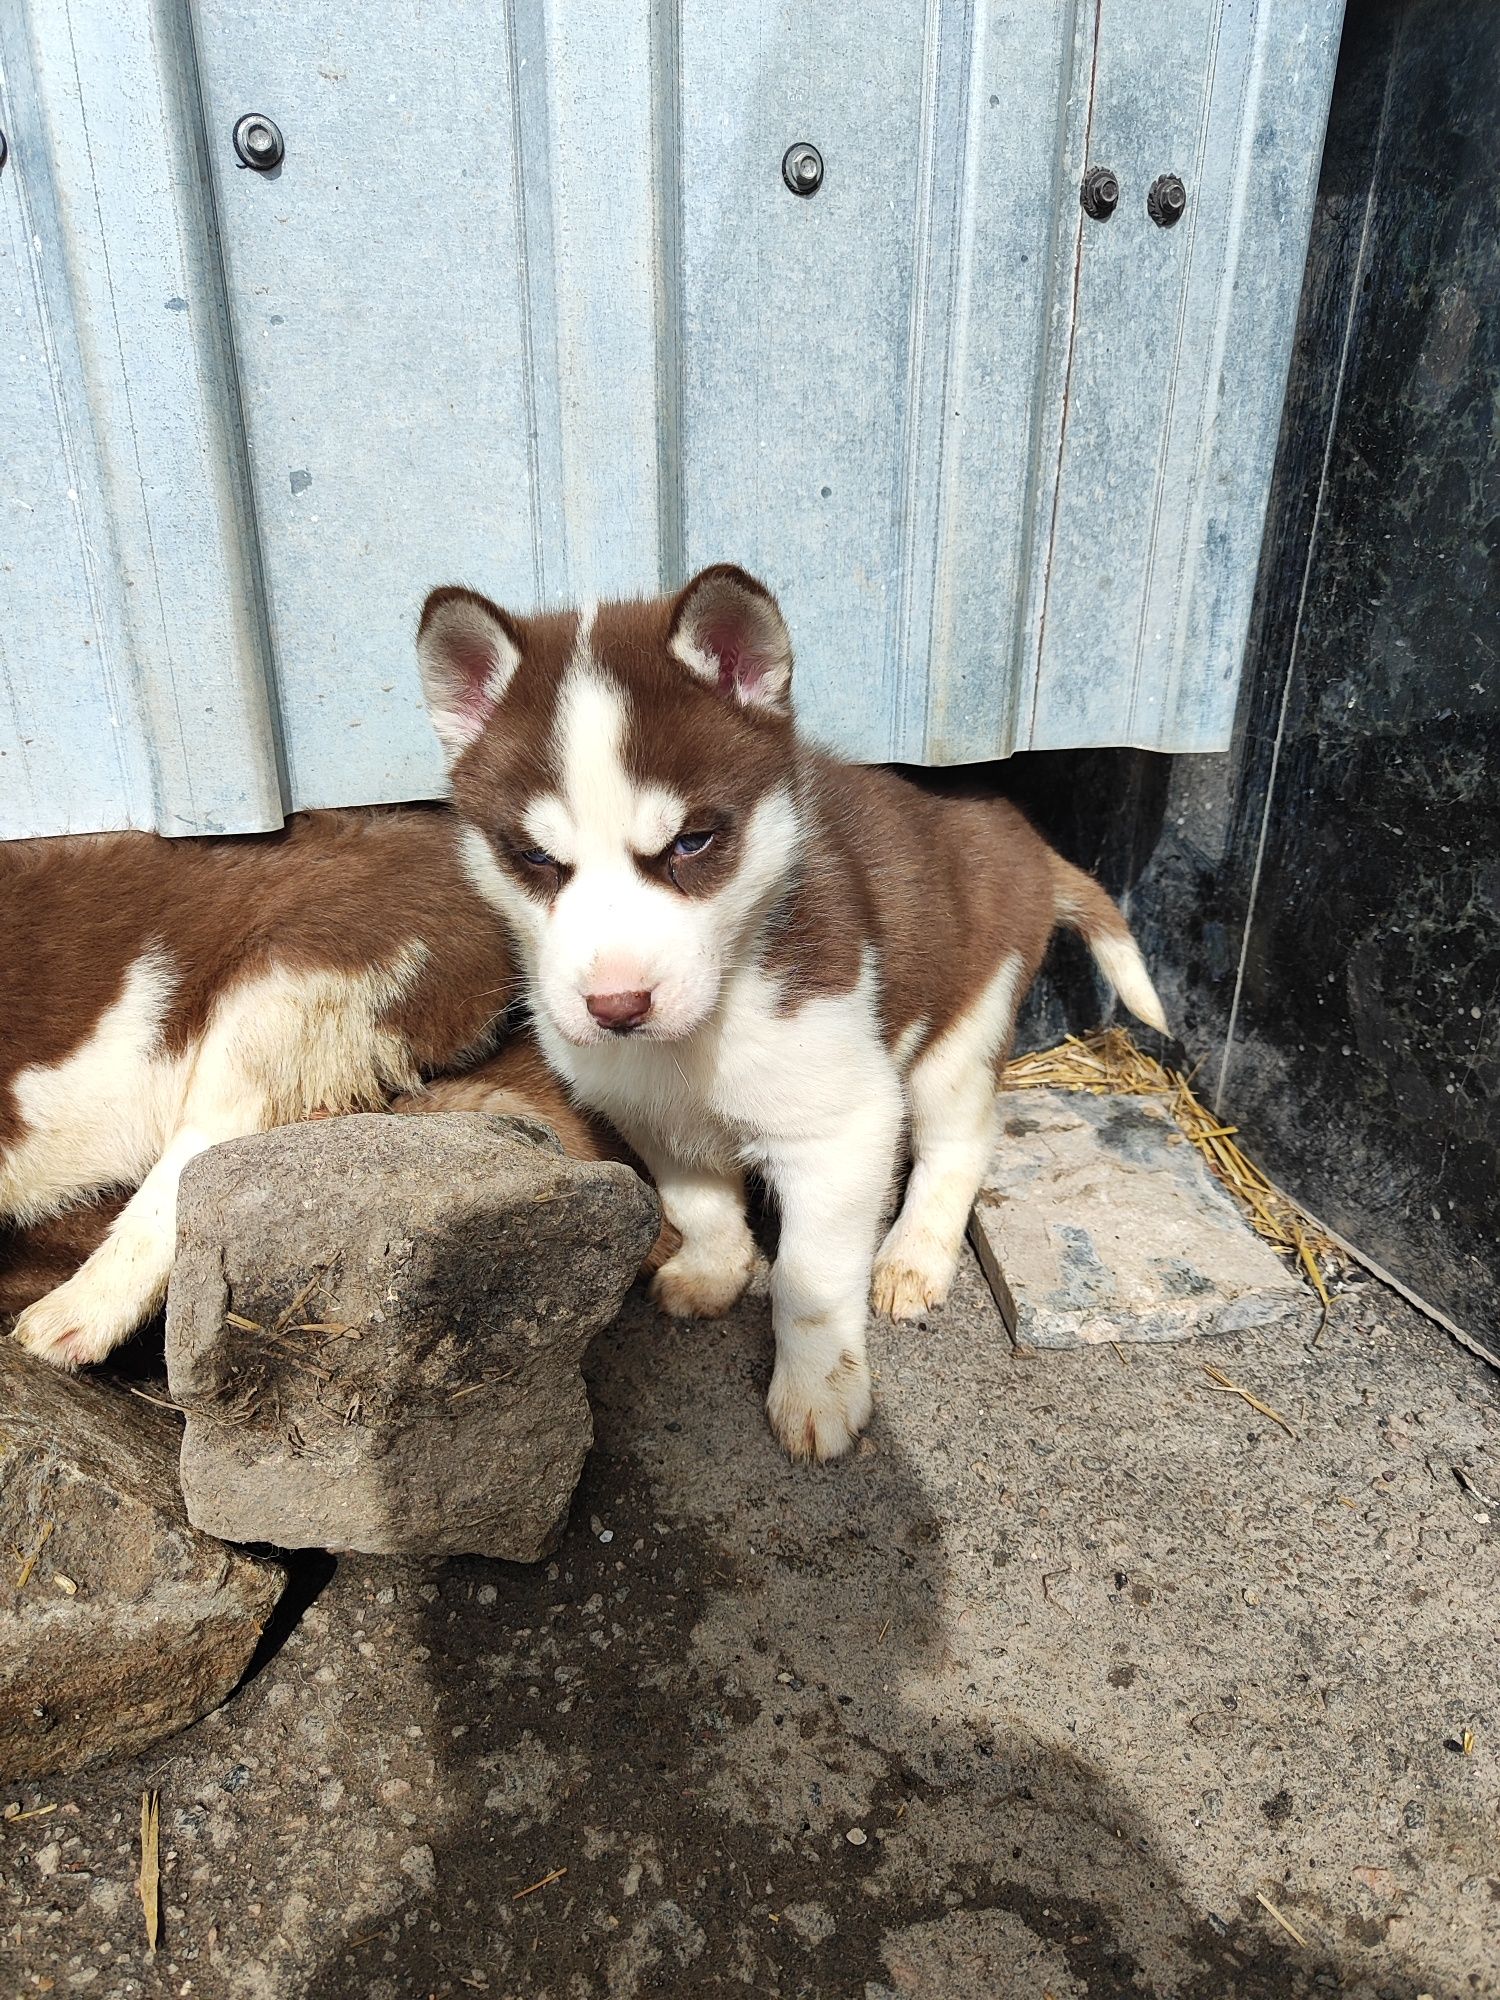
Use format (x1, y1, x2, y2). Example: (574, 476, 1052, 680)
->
(585, 989, 653, 1031)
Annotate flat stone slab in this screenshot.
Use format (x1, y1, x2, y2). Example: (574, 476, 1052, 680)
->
(166, 1112, 660, 1562)
(969, 1089, 1315, 1349)
(0, 1345, 284, 1781)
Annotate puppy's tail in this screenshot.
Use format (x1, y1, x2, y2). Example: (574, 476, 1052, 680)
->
(1049, 855, 1170, 1037)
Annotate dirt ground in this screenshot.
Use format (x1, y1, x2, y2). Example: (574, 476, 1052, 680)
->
(2, 1249, 1497, 1999)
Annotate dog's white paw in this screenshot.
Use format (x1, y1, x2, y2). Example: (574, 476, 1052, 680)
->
(870, 1232, 957, 1321)
(650, 1239, 755, 1319)
(12, 1271, 133, 1371)
(767, 1350, 873, 1462)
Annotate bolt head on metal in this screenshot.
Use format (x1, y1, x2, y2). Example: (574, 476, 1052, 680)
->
(1147, 173, 1187, 227)
(782, 143, 823, 197)
(1080, 165, 1120, 221)
(233, 112, 285, 171)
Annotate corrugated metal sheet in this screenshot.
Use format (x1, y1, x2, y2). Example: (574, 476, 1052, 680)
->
(0, 0, 1344, 839)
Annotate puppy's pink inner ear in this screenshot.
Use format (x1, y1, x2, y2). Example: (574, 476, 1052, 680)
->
(450, 637, 502, 725)
(418, 588, 522, 759)
(703, 623, 768, 700)
(669, 565, 792, 713)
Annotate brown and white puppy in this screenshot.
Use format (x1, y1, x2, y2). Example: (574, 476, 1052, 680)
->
(0, 807, 552, 1367)
(416, 565, 1169, 1463)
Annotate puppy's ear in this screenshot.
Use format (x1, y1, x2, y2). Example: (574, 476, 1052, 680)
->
(667, 565, 793, 716)
(417, 586, 523, 759)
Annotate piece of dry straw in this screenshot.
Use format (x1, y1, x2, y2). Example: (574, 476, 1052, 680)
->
(138, 1790, 160, 1952)
(1001, 1028, 1339, 1318)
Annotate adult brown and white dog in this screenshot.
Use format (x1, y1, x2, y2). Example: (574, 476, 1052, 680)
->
(0, 808, 614, 1365)
(415, 564, 1169, 1462)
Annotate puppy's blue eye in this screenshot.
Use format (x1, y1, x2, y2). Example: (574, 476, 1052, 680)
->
(519, 847, 556, 868)
(672, 830, 714, 858)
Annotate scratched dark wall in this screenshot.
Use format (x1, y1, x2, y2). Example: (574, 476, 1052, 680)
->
(1000, 0, 1500, 1361)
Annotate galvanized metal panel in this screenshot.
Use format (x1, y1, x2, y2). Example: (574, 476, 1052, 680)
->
(1, 0, 1345, 837)
(1029, 0, 1346, 752)
(524, 0, 673, 596)
(0, 50, 141, 839)
(188, 0, 682, 809)
(186, 0, 539, 811)
(924, 0, 1096, 764)
(677, 0, 937, 761)
(1146, 1, 1351, 750)
(0, 0, 283, 838)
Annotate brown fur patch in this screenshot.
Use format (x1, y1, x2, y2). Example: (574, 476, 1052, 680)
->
(770, 761, 1065, 1059)
(0, 1201, 123, 1319)
(0, 805, 519, 1155)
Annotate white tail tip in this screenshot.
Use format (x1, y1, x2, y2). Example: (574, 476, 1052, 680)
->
(1090, 931, 1170, 1036)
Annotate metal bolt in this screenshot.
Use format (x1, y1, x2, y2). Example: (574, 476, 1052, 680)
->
(1147, 173, 1187, 227)
(1080, 165, 1119, 220)
(233, 112, 285, 172)
(782, 142, 823, 197)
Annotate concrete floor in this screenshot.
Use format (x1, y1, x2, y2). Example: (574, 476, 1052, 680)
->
(2, 1248, 1497, 1998)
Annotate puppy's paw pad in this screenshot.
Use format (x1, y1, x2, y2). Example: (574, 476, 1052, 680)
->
(650, 1247, 753, 1320)
(13, 1298, 99, 1371)
(767, 1353, 873, 1463)
(871, 1253, 951, 1321)
(11, 1268, 136, 1370)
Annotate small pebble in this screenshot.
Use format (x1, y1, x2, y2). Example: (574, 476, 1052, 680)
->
(845, 1828, 867, 1847)
(598, 1530, 614, 1544)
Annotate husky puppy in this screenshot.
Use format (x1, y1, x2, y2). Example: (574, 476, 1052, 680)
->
(417, 565, 1168, 1460)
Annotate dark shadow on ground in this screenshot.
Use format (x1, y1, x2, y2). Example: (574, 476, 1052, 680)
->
(290, 1286, 1443, 2000)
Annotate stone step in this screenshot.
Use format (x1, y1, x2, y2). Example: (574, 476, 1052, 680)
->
(969, 1089, 1315, 1349)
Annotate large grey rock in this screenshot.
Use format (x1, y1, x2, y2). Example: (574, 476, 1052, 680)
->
(970, 1089, 1316, 1348)
(165, 1113, 660, 1561)
(0, 1345, 284, 1781)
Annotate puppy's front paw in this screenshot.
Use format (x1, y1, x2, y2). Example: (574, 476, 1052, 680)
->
(767, 1350, 873, 1463)
(12, 1274, 130, 1371)
(640, 1218, 684, 1276)
(650, 1239, 755, 1319)
(871, 1230, 957, 1321)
